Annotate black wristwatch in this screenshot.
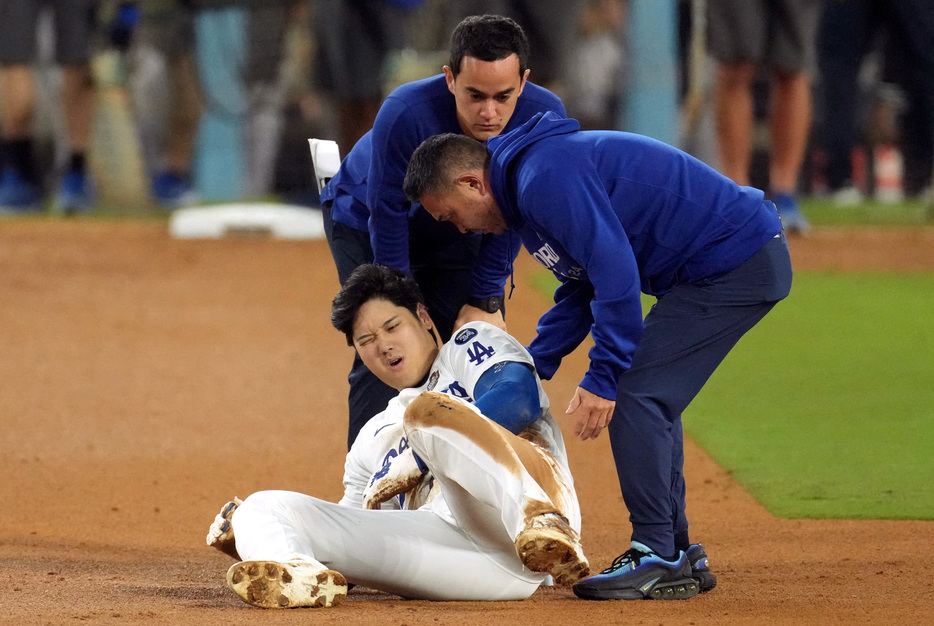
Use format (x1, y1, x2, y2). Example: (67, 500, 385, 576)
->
(467, 295, 505, 314)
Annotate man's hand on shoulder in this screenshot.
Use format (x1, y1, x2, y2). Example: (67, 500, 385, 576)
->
(566, 387, 615, 440)
(455, 303, 507, 332)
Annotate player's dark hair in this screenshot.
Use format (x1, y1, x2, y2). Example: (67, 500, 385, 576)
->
(331, 264, 431, 346)
(448, 15, 529, 77)
(403, 133, 490, 202)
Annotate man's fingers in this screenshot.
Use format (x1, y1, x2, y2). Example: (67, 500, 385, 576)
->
(580, 415, 601, 440)
(576, 415, 592, 440)
(573, 408, 597, 440)
(568, 387, 615, 440)
(576, 408, 613, 440)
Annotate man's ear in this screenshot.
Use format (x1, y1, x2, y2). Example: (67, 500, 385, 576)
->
(443, 65, 455, 93)
(416, 303, 433, 329)
(457, 170, 485, 193)
(458, 170, 493, 200)
(517, 68, 530, 95)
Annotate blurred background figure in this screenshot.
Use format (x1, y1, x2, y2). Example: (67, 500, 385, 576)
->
(677, 0, 720, 168)
(119, 0, 301, 206)
(28, 1, 925, 219)
(314, 0, 423, 153)
(565, 0, 627, 131)
(0, 0, 99, 215)
(185, 0, 294, 202)
(815, 0, 934, 205)
(124, 0, 201, 208)
(708, 0, 821, 234)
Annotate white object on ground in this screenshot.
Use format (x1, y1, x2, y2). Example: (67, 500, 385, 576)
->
(169, 203, 324, 239)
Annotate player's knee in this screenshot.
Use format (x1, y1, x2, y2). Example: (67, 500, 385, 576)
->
(404, 391, 446, 429)
(404, 391, 477, 431)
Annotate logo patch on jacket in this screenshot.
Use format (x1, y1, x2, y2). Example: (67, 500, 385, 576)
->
(531, 241, 586, 280)
(454, 328, 477, 344)
(532, 243, 560, 269)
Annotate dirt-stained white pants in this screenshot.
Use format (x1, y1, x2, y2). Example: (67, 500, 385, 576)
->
(232, 392, 581, 601)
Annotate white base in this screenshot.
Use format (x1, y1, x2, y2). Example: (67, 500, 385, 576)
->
(169, 204, 325, 240)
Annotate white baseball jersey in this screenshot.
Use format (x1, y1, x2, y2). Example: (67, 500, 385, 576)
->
(339, 321, 571, 511)
(230, 321, 583, 601)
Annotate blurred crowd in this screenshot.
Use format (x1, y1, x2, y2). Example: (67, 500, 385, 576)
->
(0, 0, 930, 216)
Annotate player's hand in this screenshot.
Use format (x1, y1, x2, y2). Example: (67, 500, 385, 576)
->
(206, 497, 243, 559)
(454, 304, 507, 332)
(363, 448, 427, 510)
(566, 387, 615, 440)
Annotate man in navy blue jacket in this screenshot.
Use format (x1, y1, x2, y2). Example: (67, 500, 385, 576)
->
(320, 15, 566, 448)
(403, 112, 793, 601)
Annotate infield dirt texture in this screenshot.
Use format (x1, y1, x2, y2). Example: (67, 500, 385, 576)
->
(2, 221, 933, 625)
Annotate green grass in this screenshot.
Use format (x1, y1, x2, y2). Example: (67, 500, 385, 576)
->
(530, 268, 934, 520)
(800, 196, 934, 226)
(688, 272, 934, 519)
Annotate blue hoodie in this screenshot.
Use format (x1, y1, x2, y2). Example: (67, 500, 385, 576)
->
(321, 74, 566, 298)
(486, 112, 782, 400)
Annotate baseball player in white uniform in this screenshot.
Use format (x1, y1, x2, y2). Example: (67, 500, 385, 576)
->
(206, 264, 589, 608)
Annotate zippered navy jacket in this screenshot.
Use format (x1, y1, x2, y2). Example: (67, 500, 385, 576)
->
(321, 74, 565, 298)
(486, 112, 783, 400)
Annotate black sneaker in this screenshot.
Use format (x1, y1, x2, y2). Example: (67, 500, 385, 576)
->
(572, 541, 699, 600)
(686, 543, 717, 592)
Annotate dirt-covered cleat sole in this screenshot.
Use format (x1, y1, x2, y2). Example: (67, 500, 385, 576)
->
(226, 560, 347, 608)
(515, 513, 590, 585)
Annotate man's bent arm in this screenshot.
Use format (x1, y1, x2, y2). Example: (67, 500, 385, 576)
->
(473, 361, 541, 434)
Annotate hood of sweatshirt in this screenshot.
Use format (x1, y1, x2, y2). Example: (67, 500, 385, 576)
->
(485, 112, 581, 228)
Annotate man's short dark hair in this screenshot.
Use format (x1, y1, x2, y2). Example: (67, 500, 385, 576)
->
(331, 264, 428, 346)
(403, 133, 490, 202)
(448, 15, 529, 77)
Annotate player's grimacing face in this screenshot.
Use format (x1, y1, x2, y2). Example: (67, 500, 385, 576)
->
(352, 298, 439, 391)
(445, 54, 529, 141)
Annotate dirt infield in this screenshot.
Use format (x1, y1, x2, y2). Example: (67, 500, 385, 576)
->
(2, 221, 933, 625)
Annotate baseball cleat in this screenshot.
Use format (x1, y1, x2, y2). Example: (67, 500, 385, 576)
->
(686, 543, 717, 592)
(515, 512, 590, 585)
(572, 541, 699, 601)
(226, 559, 347, 609)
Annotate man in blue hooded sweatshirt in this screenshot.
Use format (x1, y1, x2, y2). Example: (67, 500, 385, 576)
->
(319, 15, 566, 449)
(402, 111, 793, 601)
